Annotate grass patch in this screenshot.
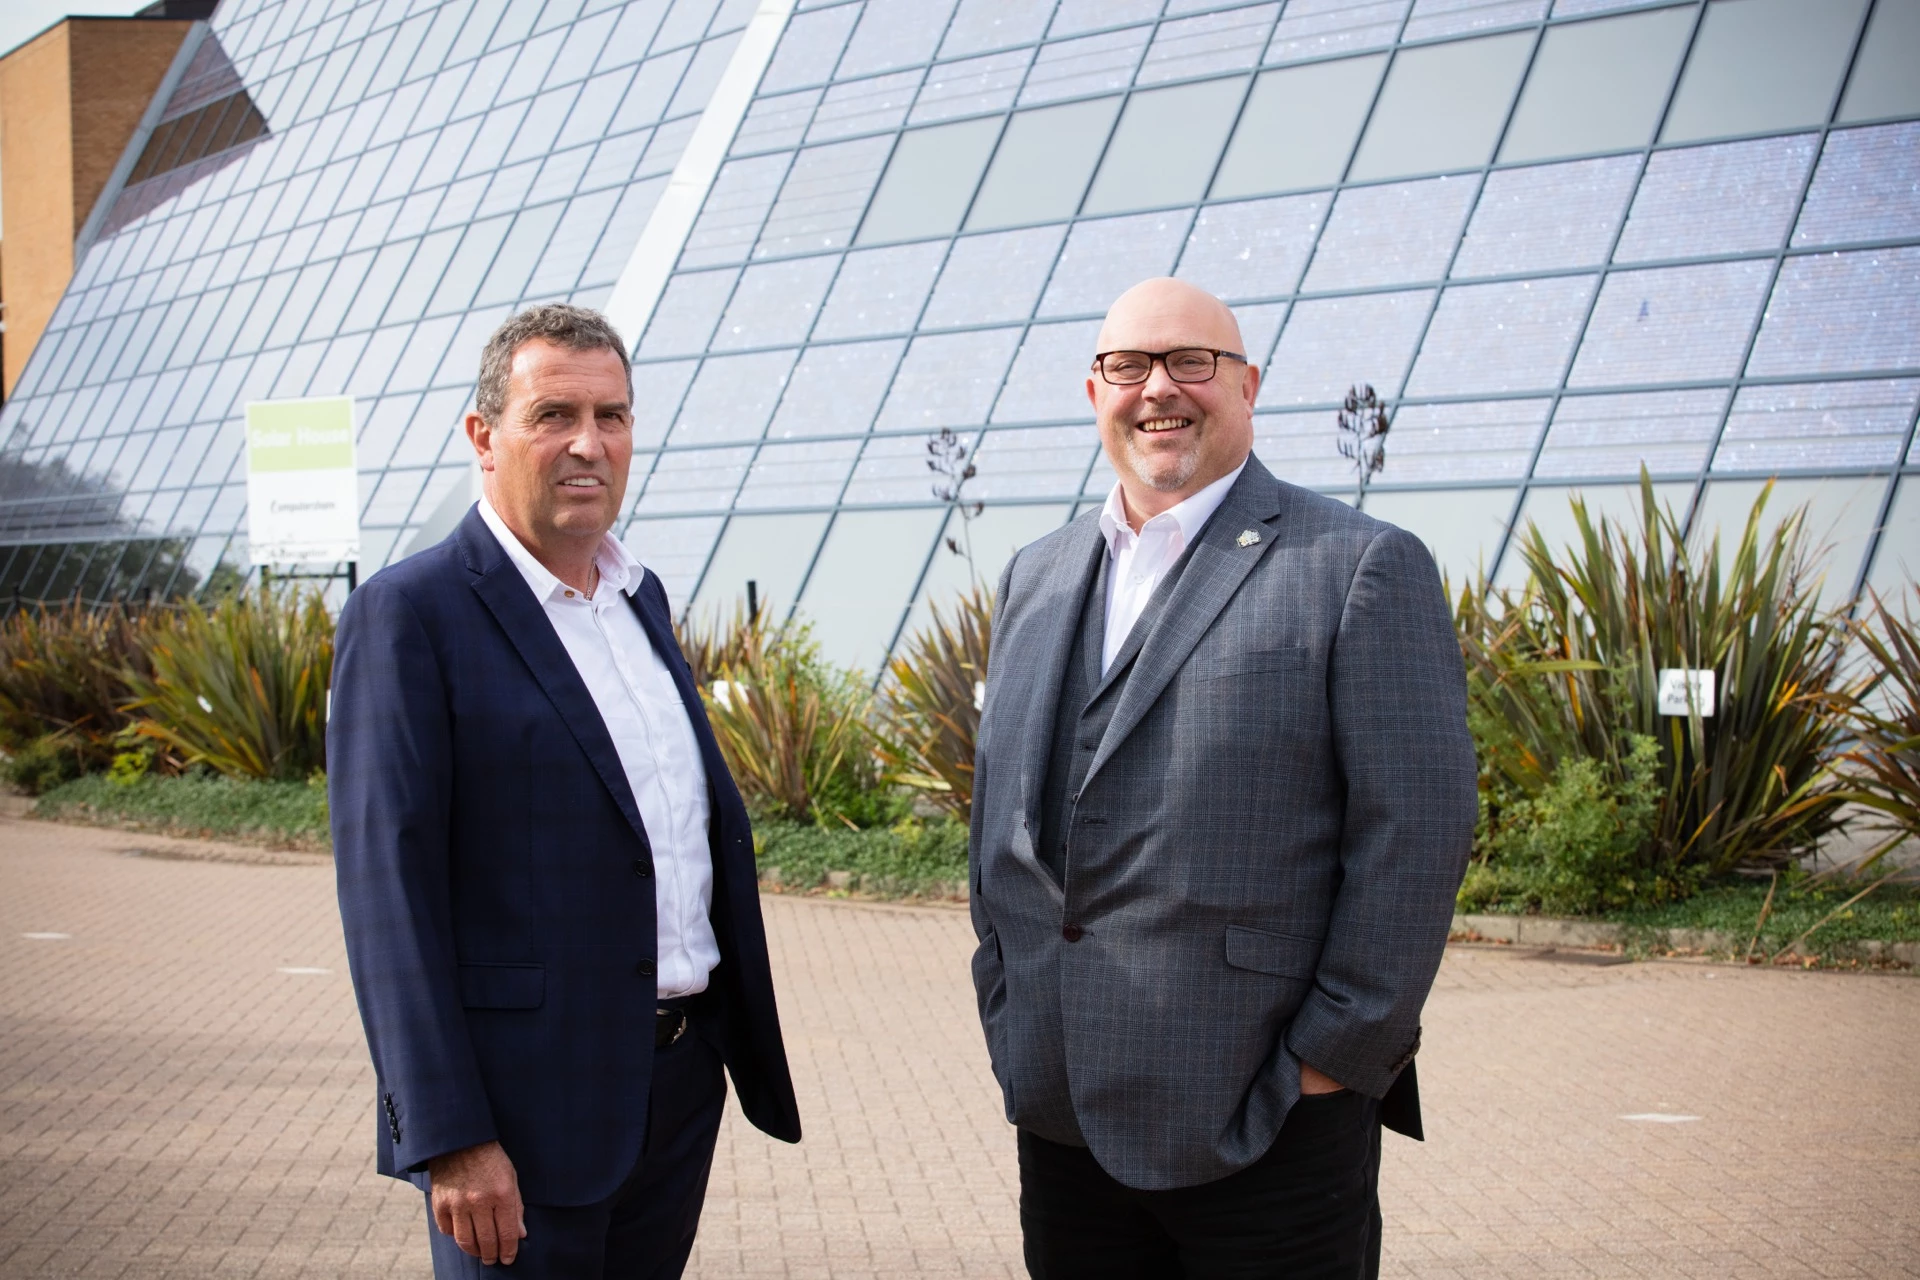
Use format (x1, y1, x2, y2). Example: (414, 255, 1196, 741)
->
(1604, 876, 1920, 955)
(755, 818, 968, 901)
(34, 771, 330, 851)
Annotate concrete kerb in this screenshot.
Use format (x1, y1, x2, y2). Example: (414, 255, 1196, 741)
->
(1451, 912, 1920, 968)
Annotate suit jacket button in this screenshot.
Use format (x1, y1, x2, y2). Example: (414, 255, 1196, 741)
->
(637, 958, 656, 976)
(1062, 924, 1083, 942)
(633, 858, 652, 877)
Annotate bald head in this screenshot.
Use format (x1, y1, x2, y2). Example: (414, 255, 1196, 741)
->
(1095, 277, 1246, 357)
(1086, 278, 1258, 528)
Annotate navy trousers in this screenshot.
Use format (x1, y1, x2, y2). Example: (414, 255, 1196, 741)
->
(1018, 1090, 1384, 1280)
(426, 1018, 727, 1279)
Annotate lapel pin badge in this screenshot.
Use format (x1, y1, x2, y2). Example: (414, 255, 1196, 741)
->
(1236, 529, 1261, 548)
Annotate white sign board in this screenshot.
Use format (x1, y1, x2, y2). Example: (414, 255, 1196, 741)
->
(1656, 668, 1716, 717)
(244, 396, 360, 566)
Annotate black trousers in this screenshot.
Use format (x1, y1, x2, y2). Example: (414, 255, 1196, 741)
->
(425, 1015, 727, 1280)
(1019, 1091, 1384, 1280)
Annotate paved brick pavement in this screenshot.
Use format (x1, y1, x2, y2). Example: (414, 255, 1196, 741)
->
(1, 816, 1916, 1278)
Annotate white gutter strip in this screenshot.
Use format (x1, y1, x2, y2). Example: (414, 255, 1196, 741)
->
(603, 0, 795, 355)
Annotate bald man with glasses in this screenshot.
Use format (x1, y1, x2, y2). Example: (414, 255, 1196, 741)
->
(967, 278, 1476, 1278)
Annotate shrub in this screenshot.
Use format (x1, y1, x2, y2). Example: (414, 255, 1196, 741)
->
(1832, 589, 1920, 866)
(871, 585, 992, 823)
(754, 817, 969, 897)
(2, 731, 87, 795)
(1455, 473, 1858, 879)
(674, 598, 770, 690)
(123, 585, 332, 781)
(34, 768, 330, 850)
(0, 598, 159, 768)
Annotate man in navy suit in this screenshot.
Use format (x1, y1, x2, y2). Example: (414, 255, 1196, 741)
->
(330, 304, 800, 1277)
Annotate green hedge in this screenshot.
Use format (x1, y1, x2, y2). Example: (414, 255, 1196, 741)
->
(754, 818, 969, 899)
(34, 771, 329, 850)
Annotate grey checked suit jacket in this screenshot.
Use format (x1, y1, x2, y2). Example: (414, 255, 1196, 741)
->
(968, 455, 1476, 1191)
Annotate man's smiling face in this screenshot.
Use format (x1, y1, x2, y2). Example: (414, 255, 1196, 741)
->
(1087, 278, 1259, 522)
(471, 339, 633, 551)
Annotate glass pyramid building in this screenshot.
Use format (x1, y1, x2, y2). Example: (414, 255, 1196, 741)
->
(2, 0, 1916, 674)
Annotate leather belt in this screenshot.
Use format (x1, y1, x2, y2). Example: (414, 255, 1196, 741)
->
(654, 1006, 689, 1049)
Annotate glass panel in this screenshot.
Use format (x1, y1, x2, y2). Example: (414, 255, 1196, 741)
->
(526, 188, 625, 297)
(1568, 260, 1773, 387)
(474, 201, 569, 306)
(814, 242, 947, 339)
(669, 39, 747, 119)
(923, 226, 1067, 327)
(768, 339, 907, 437)
(971, 425, 1097, 498)
(754, 136, 893, 259)
(624, 515, 725, 609)
(1864, 477, 1920, 601)
(1303, 174, 1479, 290)
(837, 0, 955, 79)
(1531, 388, 1727, 478)
(1840, 0, 1920, 123)
(734, 90, 821, 155)
(1137, 6, 1279, 85)
(1084, 79, 1248, 217)
(1499, 7, 1694, 163)
(908, 502, 1070, 634)
(1265, 0, 1410, 64)
(679, 153, 790, 268)
(577, 176, 670, 287)
(1212, 55, 1386, 198)
(1662, 0, 1869, 144)
(966, 98, 1123, 230)
(809, 70, 922, 144)
(1406, 275, 1597, 395)
(1036, 213, 1190, 319)
(1614, 136, 1816, 263)
(666, 349, 798, 445)
(426, 215, 514, 315)
(841, 430, 965, 503)
(1452, 155, 1638, 277)
(1792, 123, 1920, 249)
(1713, 379, 1918, 473)
(640, 269, 742, 357)
(1500, 481, 1696, 587)
(1176, 193, 1327, 301)
(1350, 31, 1533, 182)
(1362, 486, 1518, 587)
(993, 320, 1103, 424)
(910, 49, 1031, 124)
(734, 437, 863, 507)
(1747, 247, 1920, 377)
(874, 327, 1023, 430)
(760, 6, 862, 93)
(1404, 0, 1547, 41)
(1019, 29, 1152, 107)
(1050, 0, 1161, 38)
(690, 510, 832, 615)
(940, 0, 1054, 59)
(632, 361, 703, 453)
(799, 507, 947, 675)
(711, 256, 841, 350)
(636, 445, 754, 516)
(856, 117, 1001, 244)
(1693, 475, 1884, 609)
(1383, 399, 1551, 483)
(1252, 408, 1362, 489)
(1263, 289, 1434, 406)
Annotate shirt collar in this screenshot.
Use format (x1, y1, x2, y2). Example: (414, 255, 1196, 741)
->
(1097, 458, 1248, 557)
(477, 496, 645, 603)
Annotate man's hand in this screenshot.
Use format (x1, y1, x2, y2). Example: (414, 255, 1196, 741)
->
(429, 1141, 526, 1265)
(1300, 1062, 1347, 1095)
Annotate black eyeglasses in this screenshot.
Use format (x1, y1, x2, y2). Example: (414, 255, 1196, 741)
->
(1092, 348, 1248, 385)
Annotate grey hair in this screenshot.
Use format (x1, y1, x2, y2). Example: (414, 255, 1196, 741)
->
(475, 304, 632, 423)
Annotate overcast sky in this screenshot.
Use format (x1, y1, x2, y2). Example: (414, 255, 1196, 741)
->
(0, 2, 157, 237)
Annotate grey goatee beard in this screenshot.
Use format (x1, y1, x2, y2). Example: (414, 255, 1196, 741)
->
(1122, 427, 1202, 493)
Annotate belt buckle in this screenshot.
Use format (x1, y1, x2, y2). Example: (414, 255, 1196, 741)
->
(657, 1007, 688, 1046)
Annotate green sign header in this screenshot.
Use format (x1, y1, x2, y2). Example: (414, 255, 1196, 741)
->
(244, 397, 356, 473)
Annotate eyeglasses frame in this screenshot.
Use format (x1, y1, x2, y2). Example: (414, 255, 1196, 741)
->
(1091, 348, 1250, 386)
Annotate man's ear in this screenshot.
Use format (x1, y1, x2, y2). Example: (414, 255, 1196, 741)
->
(464, 411, 496, 472)
(1086, 375, 1099, 409)
(1241, 363, 1260, 409)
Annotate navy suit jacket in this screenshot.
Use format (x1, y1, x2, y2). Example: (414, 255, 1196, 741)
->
(329, 506, 801, 1207)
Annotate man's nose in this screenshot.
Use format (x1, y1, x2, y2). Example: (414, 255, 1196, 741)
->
(565, 420, 606, 458)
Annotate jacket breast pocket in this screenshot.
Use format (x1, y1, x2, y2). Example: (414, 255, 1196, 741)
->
(1224, 925, 1322, 979)
(1194, 645, 1310, 682)
(457, 962, 545, 1010)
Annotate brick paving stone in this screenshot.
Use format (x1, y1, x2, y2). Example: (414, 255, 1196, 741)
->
(2, 814, 1916, 1278)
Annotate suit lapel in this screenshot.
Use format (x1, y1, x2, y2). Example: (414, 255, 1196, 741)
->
(1015, 517, 1106, 838)
(1081, 460, 1287, 790)
(460, 510, 652, 850)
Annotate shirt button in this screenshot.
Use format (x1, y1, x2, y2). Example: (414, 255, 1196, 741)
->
(1062, 924, 1084, 943)
(636, 958, 655, 976)
(633, 858, 652, 878)
(564, 589, 574, 598)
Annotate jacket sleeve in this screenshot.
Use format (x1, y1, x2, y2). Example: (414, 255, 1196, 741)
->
(330, 579, 497, 1173)
(968, 554, 1020, 1057)
(1285, 525, 1476, 1099)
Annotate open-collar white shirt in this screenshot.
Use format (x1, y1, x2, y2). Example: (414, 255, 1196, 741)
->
(477, 498, 719, 1000)
(1096, 460, 1246, 674)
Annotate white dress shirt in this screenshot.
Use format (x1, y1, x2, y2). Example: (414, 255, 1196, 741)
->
(478, 499, 720, 999)
(1096, 461, 1247, 673)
